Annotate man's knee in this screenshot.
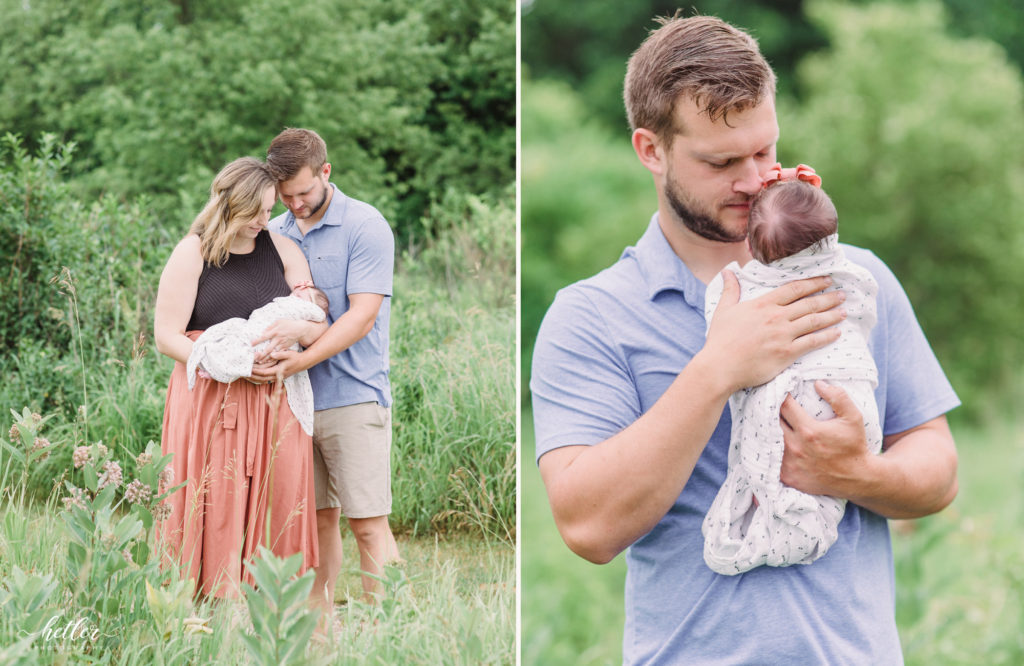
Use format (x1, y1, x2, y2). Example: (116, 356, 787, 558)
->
(348, 515, 388, 543)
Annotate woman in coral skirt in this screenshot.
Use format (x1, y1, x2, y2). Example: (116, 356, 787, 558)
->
(154, 157, 322, 598)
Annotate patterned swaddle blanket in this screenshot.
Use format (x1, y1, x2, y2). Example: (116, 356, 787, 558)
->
(701, 235, 882, 575)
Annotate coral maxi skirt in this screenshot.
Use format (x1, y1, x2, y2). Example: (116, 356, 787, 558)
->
(159, 341, 318, 598)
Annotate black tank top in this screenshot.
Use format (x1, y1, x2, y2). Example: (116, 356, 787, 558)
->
(187, 230, 291, 330)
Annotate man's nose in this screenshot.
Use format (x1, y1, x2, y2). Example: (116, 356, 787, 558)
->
(733, 158, 763, 196)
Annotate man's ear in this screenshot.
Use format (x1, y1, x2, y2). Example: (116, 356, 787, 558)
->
(632, 128, 666, 176)
(321, 162, 332, 180)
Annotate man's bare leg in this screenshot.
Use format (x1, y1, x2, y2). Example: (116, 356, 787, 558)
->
(348, 515, 401, 600)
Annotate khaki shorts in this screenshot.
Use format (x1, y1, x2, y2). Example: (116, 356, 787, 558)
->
(312, 401, 392, 518)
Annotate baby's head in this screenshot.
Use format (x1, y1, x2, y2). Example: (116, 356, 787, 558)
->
(747, 179, 837, 264)
(291, 283, 330, 315)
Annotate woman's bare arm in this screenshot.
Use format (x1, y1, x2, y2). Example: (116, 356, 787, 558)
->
(154, 235, 204, 365)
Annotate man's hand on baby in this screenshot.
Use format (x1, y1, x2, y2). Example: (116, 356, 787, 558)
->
(706, 272, 845, 392)
(249, 351, 306, 382)
(778, 381, 871, 498)
(243, 359, 279, 385)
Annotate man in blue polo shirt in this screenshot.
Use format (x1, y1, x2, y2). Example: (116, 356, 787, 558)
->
(530, 15, 959, 664)
(253, 128, 400, 612)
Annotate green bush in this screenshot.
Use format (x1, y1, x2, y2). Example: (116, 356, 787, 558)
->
(520, 77, 653, 392)
(0, 135, 169, 450)
(0, 0, 514, 241)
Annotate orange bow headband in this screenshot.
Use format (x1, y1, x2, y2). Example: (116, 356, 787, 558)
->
(762, 163, 822, 189)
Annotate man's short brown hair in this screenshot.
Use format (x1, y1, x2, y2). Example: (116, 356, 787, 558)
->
(624, 15, 776, 141)
(266, 128, 328, 181)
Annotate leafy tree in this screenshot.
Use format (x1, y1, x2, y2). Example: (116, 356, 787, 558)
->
(522, 0, 1024, 134)
(0, 0, 514, 240)
(779, 0, 1024, 416)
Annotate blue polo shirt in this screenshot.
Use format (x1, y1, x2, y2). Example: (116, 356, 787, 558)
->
(270, 184, 394, 410)
(531, 213, 959, 665)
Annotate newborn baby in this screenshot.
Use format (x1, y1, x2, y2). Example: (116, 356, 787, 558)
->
(701, 165, 882, 575)
(186, 284, 329, 435)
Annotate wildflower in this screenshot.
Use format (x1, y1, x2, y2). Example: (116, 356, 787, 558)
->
(31, 413, 42, 424)
(73, 446, 92, 469)
(136, 452, 153, 468)
(100, 532, 117, 549)
(96, 442, 109, 459)
(77, 405, 87, 420)
(152, 502, 173, 522)
(97, 460, 123, 490)
(125, 479, 152, 504)
(158, 466, 175, 492)
(9, 424, 20, 442)
(61, 486, 87, 512)
(31, 437, 50, 462)
(122, 546, 138, 568)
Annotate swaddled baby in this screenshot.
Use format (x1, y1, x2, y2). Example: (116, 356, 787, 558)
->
(187, 284, 329, 435)
(702, 165, 882, 575)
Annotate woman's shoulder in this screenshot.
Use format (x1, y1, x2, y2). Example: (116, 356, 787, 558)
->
(168, 233, 203, 263)
(160, 234, 204, 281)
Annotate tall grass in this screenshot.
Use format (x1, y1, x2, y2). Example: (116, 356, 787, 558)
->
(0, 454, 514, 664)
(390, 189, 516, 538)
(520, 410, 626, 666)
(893, 418, 1024, 664)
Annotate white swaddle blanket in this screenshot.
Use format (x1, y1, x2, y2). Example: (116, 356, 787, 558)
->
(186, 295, 326, 436)
(701, 235, 882, 575)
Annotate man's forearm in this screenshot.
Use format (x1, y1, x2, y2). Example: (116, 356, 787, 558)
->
(844, 418, 958, 520)
(540, 352, 732, 564)
(290, 312, 375, 373)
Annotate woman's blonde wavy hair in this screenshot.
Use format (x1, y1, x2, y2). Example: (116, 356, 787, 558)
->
(188, 157, 275, 266)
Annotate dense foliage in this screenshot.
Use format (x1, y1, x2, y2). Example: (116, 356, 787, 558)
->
(522, 0, 827, 130)
(522, 0, 1024, 419)
(0, 0, 515, 240)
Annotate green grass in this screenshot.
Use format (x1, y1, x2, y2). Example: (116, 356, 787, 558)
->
(894, 417, 1024, 664)
(520, 409, 1024, 664)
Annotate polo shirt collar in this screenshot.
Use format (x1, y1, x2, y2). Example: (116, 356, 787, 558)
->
(278, 183, 347, 240)
(632, 212, 706, 309)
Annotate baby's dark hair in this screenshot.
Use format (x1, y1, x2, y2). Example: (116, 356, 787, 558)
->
(747, 180, 837, 264)
(307, 286, 329, 315)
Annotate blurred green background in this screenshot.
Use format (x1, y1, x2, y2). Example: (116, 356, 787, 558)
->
(521, 0, 1024, 663)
